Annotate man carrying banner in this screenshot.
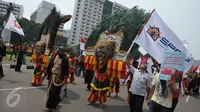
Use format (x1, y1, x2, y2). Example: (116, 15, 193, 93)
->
(127, 59, 151, 112)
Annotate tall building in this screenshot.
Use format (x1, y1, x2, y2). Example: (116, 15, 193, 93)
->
(68, 0, 129, 45)
(111, 2, 129, 15)
(30, 0, 55, 24)
(30, 0, 69, 46)
(0, 0, 24, 19)
(69, 0, 105, 45)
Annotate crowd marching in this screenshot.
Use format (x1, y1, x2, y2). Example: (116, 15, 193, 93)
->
(1, 39, 200, 112)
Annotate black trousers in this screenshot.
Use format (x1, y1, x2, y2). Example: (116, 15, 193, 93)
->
(148, 100, 171, 112)
(15, 60, 22, 71)
(171, 98, 178, 112)
(0, 64, 3, 76)
(10, 51, 17, 60)
(85, 70, 94, 89)
(0, 57, 3, 76)
(129, 93, 144, 112)
(46, 84, 62, 109)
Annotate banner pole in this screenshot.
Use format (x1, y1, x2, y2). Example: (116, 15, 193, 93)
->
(123, 9, 155, 61)
(123, 36, 137, 61)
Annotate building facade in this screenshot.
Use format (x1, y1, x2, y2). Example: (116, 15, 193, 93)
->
(0, 0, 24, 19)
(111, 2, 129, 15)
(68, 0, 129, 45)
(30, 1, 69, 46)
(69, 0, 105, 45)
(30, 1, 55, 24)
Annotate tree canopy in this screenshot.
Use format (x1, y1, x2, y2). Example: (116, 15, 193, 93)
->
(85, 6, 150, 59)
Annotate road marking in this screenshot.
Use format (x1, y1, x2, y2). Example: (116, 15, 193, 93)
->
(185, 95, 190, 102)
(3, 68, 34, 71)
(0, 86, 48, 91)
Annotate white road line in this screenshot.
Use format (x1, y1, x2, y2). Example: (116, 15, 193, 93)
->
(185, 95, 190, 102)
(3, 68, 34, 71)
(0, 86, 48, 91)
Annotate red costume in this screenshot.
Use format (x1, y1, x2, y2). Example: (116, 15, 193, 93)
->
(69, 57, 75, 82)
(108, 77, 120, 97)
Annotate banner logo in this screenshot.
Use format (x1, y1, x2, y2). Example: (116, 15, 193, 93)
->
(14, 20, 22, 29)
(147, 25, 162, 41)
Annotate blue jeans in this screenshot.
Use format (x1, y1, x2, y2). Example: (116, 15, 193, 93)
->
(148, 100, 171, 112)
(23, 54, 26, 64)
(77, 67, 84, 77)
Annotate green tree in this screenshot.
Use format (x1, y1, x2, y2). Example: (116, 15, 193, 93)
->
(85, 6, 149, 59)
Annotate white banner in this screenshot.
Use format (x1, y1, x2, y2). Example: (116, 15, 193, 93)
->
(135, 10, 194, 75)
(80, 43, 85, 50)
(5, 12, 25, 36)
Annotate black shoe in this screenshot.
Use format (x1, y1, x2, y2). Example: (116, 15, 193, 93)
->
(85, 88, 91, 91)
(47, 109, 53, 112)
(0, 74, 4, 77)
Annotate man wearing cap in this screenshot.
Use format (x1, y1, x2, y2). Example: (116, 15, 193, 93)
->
(127, 60, 152, 112)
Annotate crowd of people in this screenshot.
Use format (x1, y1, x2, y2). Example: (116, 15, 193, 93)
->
(1, 41, 200, 112)
(0, 41, 35, 73)
(28, 47, 199, 112)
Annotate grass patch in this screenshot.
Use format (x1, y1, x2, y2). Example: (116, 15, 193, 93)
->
(2, 54, 33, 66)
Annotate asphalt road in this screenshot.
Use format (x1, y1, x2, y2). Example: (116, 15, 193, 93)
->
(0, 69, 200, 112)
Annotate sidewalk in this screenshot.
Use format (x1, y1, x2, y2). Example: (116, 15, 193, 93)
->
(2, 59, 34, 69)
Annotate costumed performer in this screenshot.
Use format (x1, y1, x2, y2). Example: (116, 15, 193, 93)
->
(31, 50, 48, 86)
(46, 47, 69, 111)
(87, 40, 116, 106)
(69, 55, 76, 83)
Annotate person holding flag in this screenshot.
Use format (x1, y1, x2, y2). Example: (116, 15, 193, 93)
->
(127, 58, 152, 112)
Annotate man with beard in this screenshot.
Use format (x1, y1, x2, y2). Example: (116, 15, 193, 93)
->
(46, 47, 69, 112)
(0, 39, 6, 77)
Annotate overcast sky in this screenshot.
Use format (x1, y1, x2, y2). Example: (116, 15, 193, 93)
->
(6, 0, 200, 59)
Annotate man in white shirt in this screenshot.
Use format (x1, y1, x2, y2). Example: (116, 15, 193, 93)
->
(127, 61, 152, 112)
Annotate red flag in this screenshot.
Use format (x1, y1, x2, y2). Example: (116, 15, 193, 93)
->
(80, 36, 86, 43)
(80, 36, 86, 50)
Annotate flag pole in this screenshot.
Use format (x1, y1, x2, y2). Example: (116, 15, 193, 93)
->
(123, 9, 155, 61)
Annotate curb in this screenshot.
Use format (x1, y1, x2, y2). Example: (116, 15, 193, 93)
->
(3, 64, 34, 69)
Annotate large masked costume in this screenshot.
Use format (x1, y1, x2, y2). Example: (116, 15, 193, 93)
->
(31, 7, 71, 87)
(85, 31, 127, 105)
(32, 7, 71, 111)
